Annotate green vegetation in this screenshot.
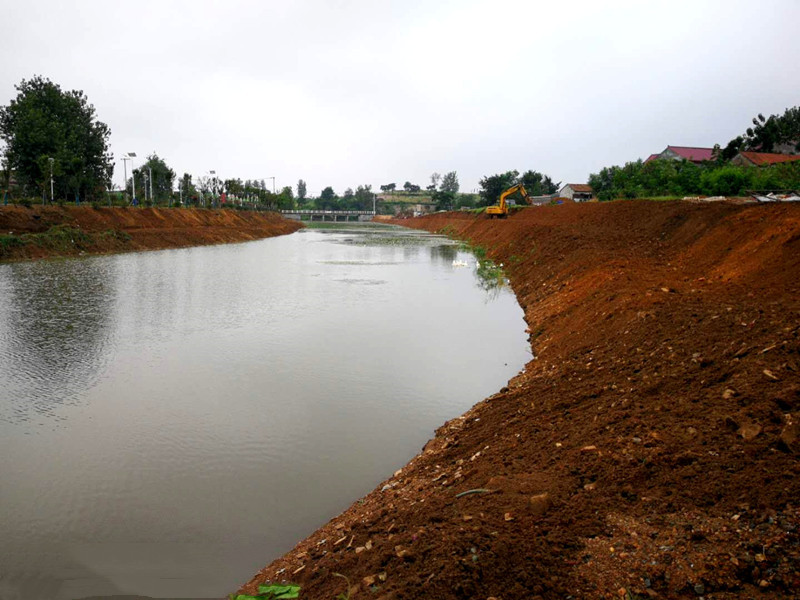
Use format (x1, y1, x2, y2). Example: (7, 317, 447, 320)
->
(0, 76, 113, 203)
(588, 158, 800, 200)
(131, 153, 175, 204)
(589, 105, 800, 200)
(478, 170, 559, 207)
(718, 106, 800, 159)
(230, 583, 301, 600)
(0, 225, 130, 258)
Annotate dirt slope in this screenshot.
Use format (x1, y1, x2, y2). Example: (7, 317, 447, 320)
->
(244, 200, 800, 599)
(0, 205, 303, 260)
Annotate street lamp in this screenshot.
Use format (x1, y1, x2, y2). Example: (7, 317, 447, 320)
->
(148, 166, 154, 206)
(48, 157, 54, 205)
(209, 170, 216, 207)
(266, 176, 276, 194)
(121, 152, 137, 205)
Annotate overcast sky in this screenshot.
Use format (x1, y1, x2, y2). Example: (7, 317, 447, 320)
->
(2, 0, 799, 196)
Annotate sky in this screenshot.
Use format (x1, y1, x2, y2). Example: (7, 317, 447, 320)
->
(1, 0, 799, 196)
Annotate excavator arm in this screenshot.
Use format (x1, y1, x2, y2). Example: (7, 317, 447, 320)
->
(487, 183, 530, 217)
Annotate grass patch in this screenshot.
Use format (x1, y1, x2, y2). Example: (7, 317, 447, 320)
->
(0, 225, 133, 259)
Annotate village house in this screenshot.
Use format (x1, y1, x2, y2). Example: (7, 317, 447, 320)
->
(558, 184, 594, 201)
(644, 146, 715, 164)
(730, 151, 800, 167)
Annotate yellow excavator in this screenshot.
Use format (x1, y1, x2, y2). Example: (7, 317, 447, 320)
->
(486, 183, 531, 218)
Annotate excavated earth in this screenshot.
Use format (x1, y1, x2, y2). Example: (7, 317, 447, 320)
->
(0, 205, 302, 261)
(239, 201, 800, 600)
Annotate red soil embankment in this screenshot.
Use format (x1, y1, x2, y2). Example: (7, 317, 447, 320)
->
(0, 205, 303, 260)
(239, 201, 800, 600)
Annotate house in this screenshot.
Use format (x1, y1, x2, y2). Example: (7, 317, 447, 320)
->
(558, 184, 594, 201)
(644, 146, 715, 164)
(730, 151, 800, 167)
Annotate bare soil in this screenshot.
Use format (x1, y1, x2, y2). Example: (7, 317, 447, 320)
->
(0, 205, 302, 261)
(239, 201, 800, 600)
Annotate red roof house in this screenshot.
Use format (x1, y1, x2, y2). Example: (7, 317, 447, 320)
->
(730, 151, 800, 167)
(644, 146, 715, 164)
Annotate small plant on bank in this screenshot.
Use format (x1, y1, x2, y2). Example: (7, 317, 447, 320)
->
(229, 582, 301, 600)
(333, 572, 352, 600)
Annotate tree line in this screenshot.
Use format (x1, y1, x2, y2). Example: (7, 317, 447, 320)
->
(589, 107, 800, 200)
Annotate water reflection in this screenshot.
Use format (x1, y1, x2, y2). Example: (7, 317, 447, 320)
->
(429, 243, 459, 264)
(0, 258, 115, 425)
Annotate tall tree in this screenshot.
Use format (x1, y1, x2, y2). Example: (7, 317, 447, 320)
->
(440, 171, 459, 194)
(721, 106, 800, 157)
(131, 153, 175, 204)
(318, 186, 337, 210)
(354, 184, 376, 211)
(297, 179, 307, 201)
(0, 75, 113, 201)
(179, 172, 196, 203)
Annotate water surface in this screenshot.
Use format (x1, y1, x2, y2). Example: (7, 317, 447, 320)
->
(0, 224, 529, 599)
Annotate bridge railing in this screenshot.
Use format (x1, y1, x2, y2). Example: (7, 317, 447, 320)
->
(280, 209, 376, 215)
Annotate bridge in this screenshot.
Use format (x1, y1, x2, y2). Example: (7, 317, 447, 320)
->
(280, 209, 376, 222)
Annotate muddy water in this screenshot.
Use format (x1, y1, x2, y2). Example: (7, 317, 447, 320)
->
(0, 224, 529, 600)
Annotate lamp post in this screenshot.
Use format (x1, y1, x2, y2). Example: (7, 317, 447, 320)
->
(148, 166, 154, 206)
(48, 157, 54, 205)
(266, 176, 276, 193)
(122, 152, 137, 205)
(209, 170, 216, 207)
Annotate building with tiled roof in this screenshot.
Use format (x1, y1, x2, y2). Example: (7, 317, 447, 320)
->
(644, 146, 715, 164)
(730, 151, 800, 167)
(559, 184, 594, 201)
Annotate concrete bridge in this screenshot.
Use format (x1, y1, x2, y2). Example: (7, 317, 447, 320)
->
(280, 209, 376, 222)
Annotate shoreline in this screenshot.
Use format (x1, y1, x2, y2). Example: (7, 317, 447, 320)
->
(238, 200, 800, 599)
(0, 205, 304, 262)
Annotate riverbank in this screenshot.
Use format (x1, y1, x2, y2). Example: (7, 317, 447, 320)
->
(239, 200, 800, 599)
(0, 205, 303, 261)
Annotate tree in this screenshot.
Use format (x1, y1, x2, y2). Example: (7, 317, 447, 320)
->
(403, 181, 421, 193)
(132, 153, 175, 204)
(722, 107, 800, 155)
(432, 189, 455, 211)
(0, 75, 113, 201)
(430, 172, 441, 191)
(276, 186, 295, 209)
(519, 170, 559, 195)
(318, 186, 337, 210)
(354, 184, 376, 211)
(478, 170, 518, 206)
(440, 171, 459, 194)
(179, 172, 196, 204)
(297, 179, 307, 201)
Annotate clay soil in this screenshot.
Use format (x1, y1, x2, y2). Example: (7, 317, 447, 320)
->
(0, 205, 302, 261)
(239, 201, 800, 600)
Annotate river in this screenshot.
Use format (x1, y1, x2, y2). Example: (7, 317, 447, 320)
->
(0, 223, 530, 599)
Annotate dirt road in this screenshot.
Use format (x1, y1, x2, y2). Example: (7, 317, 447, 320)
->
(239, 201, 800, 599)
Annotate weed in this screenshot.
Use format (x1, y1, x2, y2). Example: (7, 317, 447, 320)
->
(332, 573, 352, 600)
(0, 233, 26, 257)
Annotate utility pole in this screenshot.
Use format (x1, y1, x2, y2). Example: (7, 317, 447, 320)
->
(49, 157, 54, 205)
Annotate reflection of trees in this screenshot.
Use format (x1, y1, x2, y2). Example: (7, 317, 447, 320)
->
(429, 243, 459, 264)
(0, 258, 115, 423)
